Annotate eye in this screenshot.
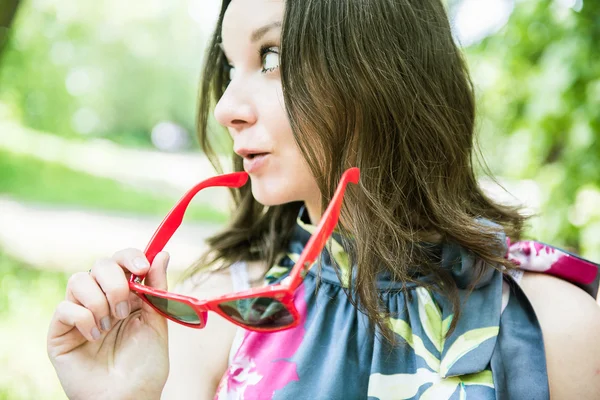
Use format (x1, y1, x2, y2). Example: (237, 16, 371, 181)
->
(222, 60, 235, 85)
(260, 45, 280, 73)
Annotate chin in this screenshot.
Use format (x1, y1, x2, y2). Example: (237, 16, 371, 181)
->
(249, 175, 299, 207)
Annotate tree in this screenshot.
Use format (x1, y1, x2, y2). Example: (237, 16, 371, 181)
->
(466, 0, 600, 260)
(0, 0, 21, 61)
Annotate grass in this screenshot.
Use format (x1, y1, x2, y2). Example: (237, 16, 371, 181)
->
(0, 251, 70, 400)
(0, 148, 228, 223)
(0, 250, 190, 400)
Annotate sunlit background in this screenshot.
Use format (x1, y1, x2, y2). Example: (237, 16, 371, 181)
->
(0, 0, 598, 398)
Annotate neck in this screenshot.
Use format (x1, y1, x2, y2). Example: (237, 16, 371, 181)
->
(303, 197, 322, 225)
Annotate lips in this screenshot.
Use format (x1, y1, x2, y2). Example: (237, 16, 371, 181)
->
(244, 152, 268, 159)
(242, 153, 270, 173)
(235, 147, 268, 156)
(235, 147, 271, 173)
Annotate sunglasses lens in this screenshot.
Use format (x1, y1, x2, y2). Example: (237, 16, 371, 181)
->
(218, 297, 294, 329)
(143, 294, 202, 325)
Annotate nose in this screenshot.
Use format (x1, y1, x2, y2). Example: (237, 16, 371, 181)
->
(213, 80, 257, 135)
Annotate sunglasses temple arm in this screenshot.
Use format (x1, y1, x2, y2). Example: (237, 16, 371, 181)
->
(143, 172, 249, 265)
(287, 168, 360, 288)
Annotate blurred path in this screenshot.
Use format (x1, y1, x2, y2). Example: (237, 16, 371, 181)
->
(0, 196, 221, 273)
(0, 122, 229, 274)
(0, 120, 230, 202)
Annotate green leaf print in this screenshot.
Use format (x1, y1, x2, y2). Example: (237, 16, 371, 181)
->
(415, 287, 443, 353)
(459, 383, 467, 400)
(462, 370, 494, 388)
(287, 252, 300, 263)
(420, 378, 462, 400)
(442, 315, 453, 339)
(265, 265, 291, 281)
(371, 312, 496, 399)
(388, 317, 440, 371)
(297, 219, 352, 287)
(368, 368, 440, 400)
(265, 252, 304, 281)
(439, 327, 499, 378)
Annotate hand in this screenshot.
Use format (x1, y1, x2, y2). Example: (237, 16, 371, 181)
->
(47, 249, 171, 400)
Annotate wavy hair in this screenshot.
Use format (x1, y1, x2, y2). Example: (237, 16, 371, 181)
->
(188, 0, 526, 343)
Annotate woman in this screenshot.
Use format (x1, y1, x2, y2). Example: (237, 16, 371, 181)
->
(47, 0, 600, 399)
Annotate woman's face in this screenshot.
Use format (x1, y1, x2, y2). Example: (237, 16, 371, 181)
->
(214, 0, 320, 215)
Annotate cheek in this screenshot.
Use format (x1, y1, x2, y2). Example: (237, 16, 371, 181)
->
(250, 134, 319, 206)
(251, 141, 317, 206)
(250, 86, 320, 205)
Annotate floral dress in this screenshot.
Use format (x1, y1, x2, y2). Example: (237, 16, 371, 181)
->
(215, 213, 599, 400)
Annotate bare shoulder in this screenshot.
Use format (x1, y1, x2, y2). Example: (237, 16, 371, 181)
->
(173, 266, 235, 299)
(519, 272, 600, 399)
(162, 260, 268, 400)
(174, 260, 268, 297)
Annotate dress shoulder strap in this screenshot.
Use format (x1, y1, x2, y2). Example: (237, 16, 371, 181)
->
(507, 239, 599, 297)
(229, 261, 251, 292)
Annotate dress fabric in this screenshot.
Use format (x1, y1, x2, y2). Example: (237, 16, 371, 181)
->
(215, 214, 600, 400)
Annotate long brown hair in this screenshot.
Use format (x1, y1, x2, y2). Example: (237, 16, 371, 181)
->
(190, 0, 526, 343)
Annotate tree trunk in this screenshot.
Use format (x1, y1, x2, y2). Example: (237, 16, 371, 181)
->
(0, 0, 21, 60)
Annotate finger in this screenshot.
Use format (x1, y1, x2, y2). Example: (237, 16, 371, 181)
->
(49, 301, 102, 342)
(145, 251, 169, 291)
(112, 248, 151, 275)
(141, 251, 170, 334)
(66, 272, 112, 332)
(90, 258, 131, 321)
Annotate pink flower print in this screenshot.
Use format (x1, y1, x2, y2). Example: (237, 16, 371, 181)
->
(216, 284, 308, 399)
(216, 356, 263, 400)
(508, 240, 598, 286)
(508, 241, 560, 272)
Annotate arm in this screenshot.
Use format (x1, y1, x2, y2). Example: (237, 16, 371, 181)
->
(161, 261, 267, 400)
(520, 272, 600, 399)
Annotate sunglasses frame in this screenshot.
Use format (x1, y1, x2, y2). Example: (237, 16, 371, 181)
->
(129, 168, 360, 332)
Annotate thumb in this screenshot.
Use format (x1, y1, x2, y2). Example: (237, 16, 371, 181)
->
(145, 251, 170, 291)
(140, 251, 169, 336)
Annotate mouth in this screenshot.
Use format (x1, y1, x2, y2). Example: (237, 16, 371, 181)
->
(234, 147, 271, 159)
(238, 151, 271, 173)
(234, 147, 272, 173)
(244, 152, 269, 160)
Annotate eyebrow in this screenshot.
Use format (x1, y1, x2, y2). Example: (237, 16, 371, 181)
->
(219, 21, 282, 58)
(250, 21, 282, 43)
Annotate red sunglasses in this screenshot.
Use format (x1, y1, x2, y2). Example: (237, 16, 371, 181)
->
(129, 167, 360, 332)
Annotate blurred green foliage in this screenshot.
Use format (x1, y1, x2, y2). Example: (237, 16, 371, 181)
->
(465, 0, 600, 260)
(0, 148, 227, 223)
(0, 250, 68, 399)
(0, 0, 207, 148)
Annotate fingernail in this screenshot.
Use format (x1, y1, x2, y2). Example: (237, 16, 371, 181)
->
(133, 257, 149, 272)
(116, 301, 130, 319)
(100, 316, 111, 331)
(91, 327, 101, 340)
